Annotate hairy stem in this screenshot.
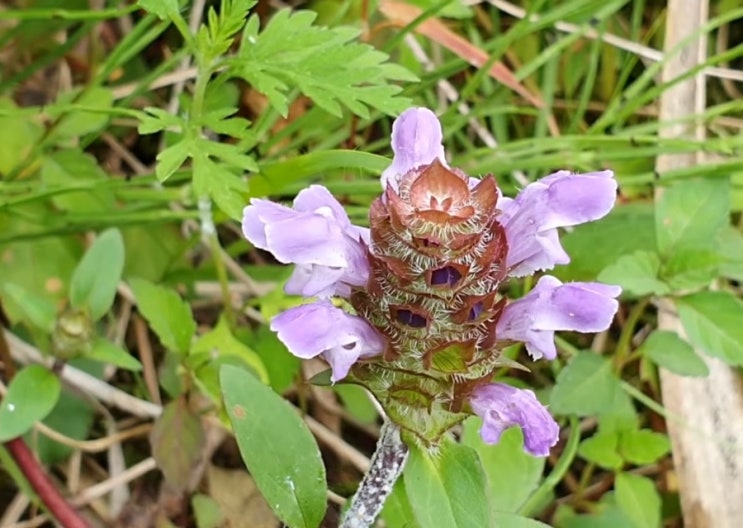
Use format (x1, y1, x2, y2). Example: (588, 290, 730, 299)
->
(340, 421, 409, 528)
(5, 437, 90, 528)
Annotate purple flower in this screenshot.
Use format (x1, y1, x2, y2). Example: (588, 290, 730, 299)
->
(381, 107, 447, 191)
(470, 383, 559, 456)
(499, 170, 617, 277)
(242, 185, 370, 297)
(497, 275, 621, 360)
(270, 300, 386, 382)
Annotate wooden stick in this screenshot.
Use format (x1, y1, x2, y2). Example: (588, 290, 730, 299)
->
(656, 1, 743, 526)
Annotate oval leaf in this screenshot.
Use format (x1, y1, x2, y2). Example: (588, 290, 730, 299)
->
(150, 397, 206, 493)
(461, 419, 545, 513)
(0, 365, 61, 442)
(69, 228, 125, 320)
(220, 365, 326, 528)
(676, 291, 743, 366)
(615, 473, 661, 528)
(405, 439, 493, 528)
(550, 352, 623, 416)
(638, 330, 708, 377)
(88, 338, 143, 371)
(129, 278, 196, 355)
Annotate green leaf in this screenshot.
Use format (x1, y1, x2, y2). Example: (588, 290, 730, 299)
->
(0, 283, 56, 332)
(596, 386, 640, 434)
(69, 228, 125, 320)
(717, 227, 743, 281)
(597, 250, 668, 298)
(615, 473, 661, 528)
(35, 392, 94, 464)
(578, 432, 623, 470)
(156, 138, 192, 182)
(192, 154, 249, 220)
(556, 203, 657, 282)
(129, 278, 196, 355)
(461, 419, 544, 513)
(221, 364, 326, 528)
(0, 99, 43, 175)
(655, 178, 730, 256)
(437, 439, 492, 527)
(491, 513, 552, 528)
(405, 439, 492, 528)
(0, 365, 61, 442)
(638, 330, 708, 377)
(333, 384, 379, 424)
(253, 149, 388, 196)
(138, 106, 185, 134)
(381, 479, 422, 528)
(40, 150, 115, 213)
(196, 0, 258, 63)
(137, 0, 178, 19)
(88, 338, 143, 371)
(676, 291, 743, 366)
(618, 430, 670, 466)
(191, 315, 268, 383)
(150, 397, 206, 493)
(47, 88, 113, 142)
(550, 352, 623, 416)
(249, 324, 301, 394)
(660, 249, 721, 291)
(557, 499, 633, 528)
(234, 10, 415, 117)
(192, 493, 223, 528)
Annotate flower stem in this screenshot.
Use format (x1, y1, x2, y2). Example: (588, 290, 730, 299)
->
(340, 421, 409, 528)
(5, 437, 90, 528)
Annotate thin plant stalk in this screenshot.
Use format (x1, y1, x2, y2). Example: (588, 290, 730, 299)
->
(340, 421, 409, 528)
(4, 437, 90, 528)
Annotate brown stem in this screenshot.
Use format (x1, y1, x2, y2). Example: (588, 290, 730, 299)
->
(4, 437, 91, 528)
(1, 329, 90, 527)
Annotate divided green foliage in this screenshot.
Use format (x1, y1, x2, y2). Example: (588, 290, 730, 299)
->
(232, 10, 416, 117)
(195, 0, 258, 64)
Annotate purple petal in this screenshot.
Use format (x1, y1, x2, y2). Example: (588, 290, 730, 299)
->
(497, 275, 621, 360)
(270, 300, 385, 382)
(285, 264, 346, 298)
(242, 185, 370, 298)
(470, 383, 559, 456)
(381, 107, 447, 190)
(500, 170, 617, 276)
(242, 199, 296, 249)
(264, 214, 348, 266)
(293, 185, 351, 229)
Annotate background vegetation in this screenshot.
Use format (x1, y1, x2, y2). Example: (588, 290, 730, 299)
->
(0, 0, 742, 526)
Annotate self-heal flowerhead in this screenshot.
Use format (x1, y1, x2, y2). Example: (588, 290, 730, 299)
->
(242, 107, 621, 453)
